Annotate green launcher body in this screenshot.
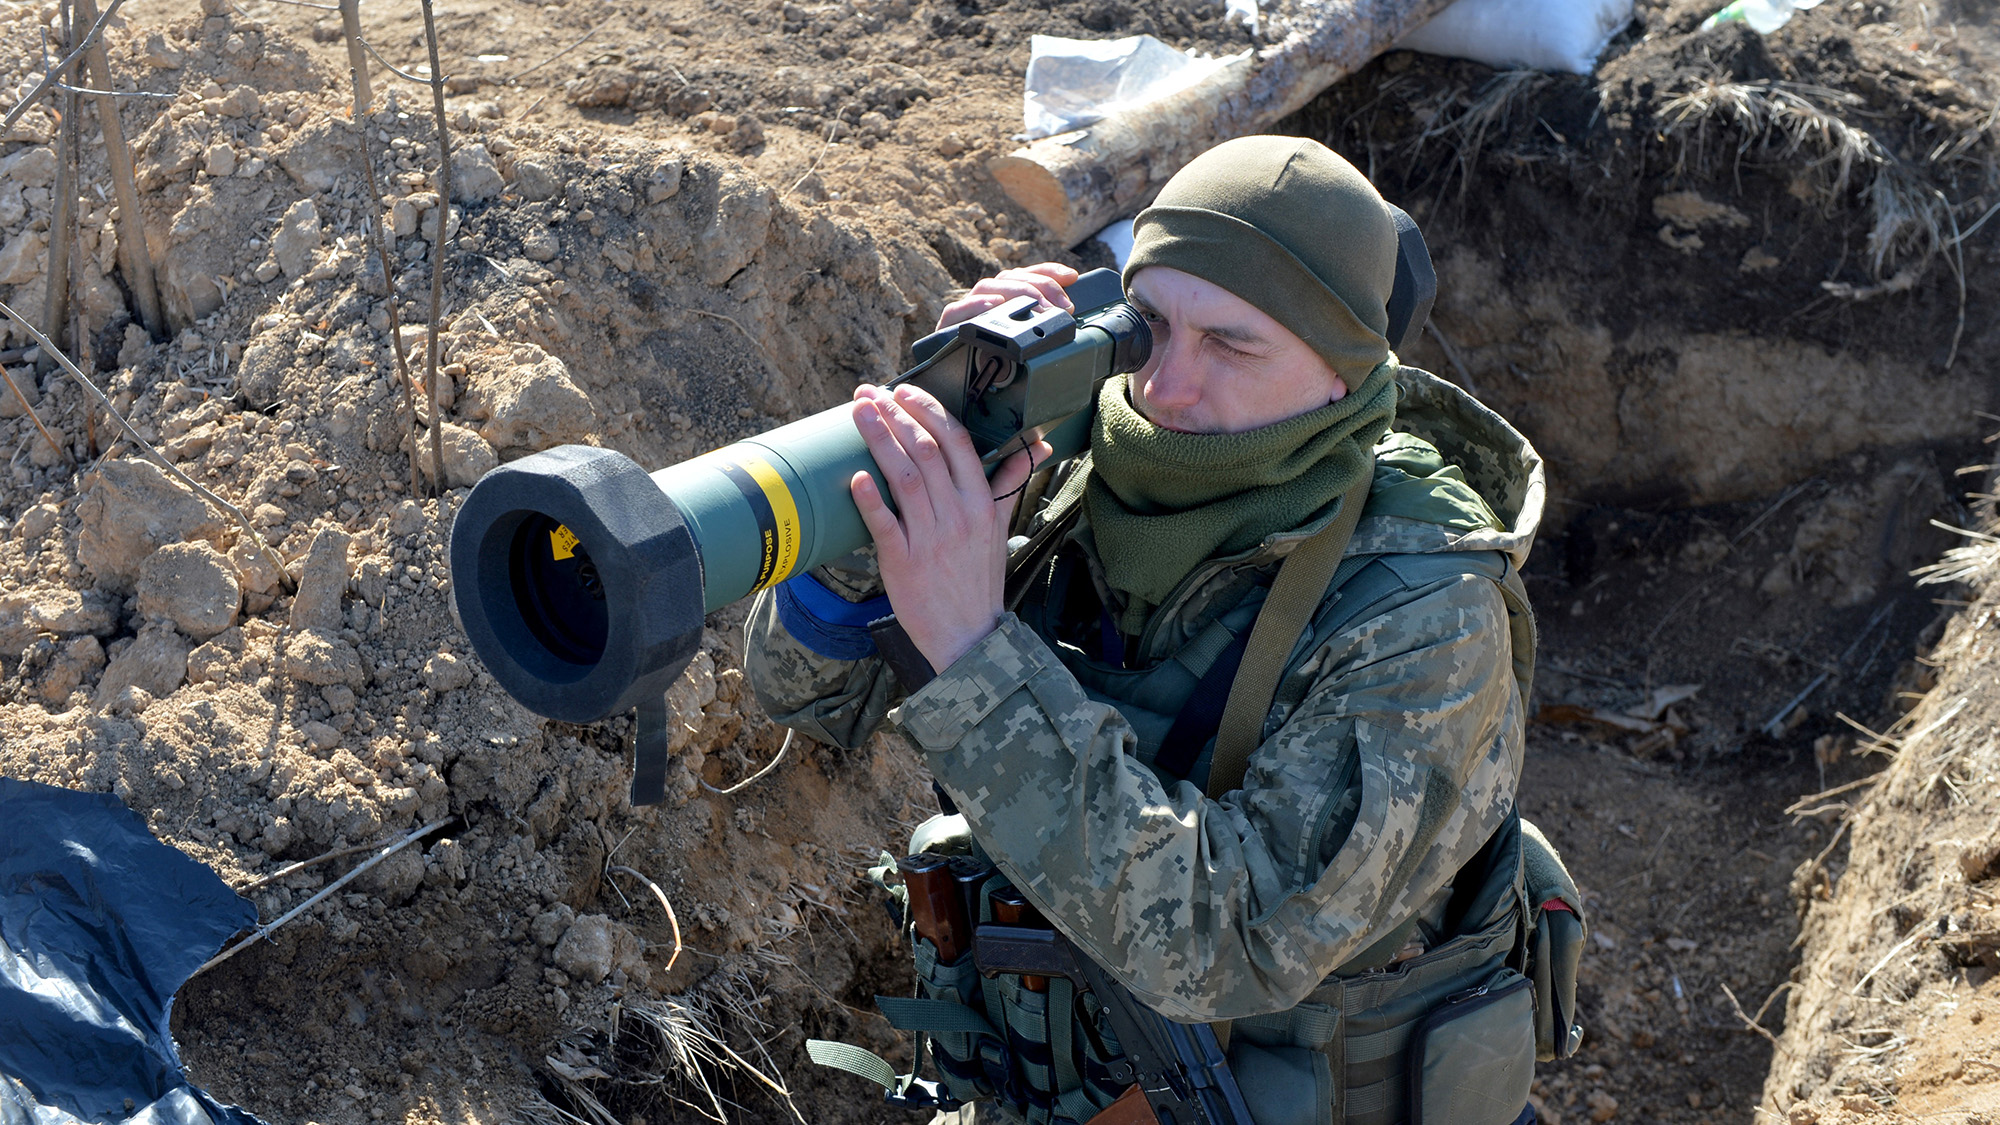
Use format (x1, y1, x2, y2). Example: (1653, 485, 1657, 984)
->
(450, 269, 1147, 726)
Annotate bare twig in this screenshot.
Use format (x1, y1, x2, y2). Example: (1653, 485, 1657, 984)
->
(507, 16, 617, 82)
(240, 820, 457, 892)
(419, 0, 450, 494)
(1424, 321, 1480, 397)
(700, 728, 794, 796)
(42, 0, 79, 358)
(0, 0, 128, 136)
(1720, 982, 1792, 1057)
(1784, 773, 1881, 816)
(0, 367, 63, 461)
(348, 66, 423, 498)
(191, 817, 452, 978)
(49, 81, 171, 99)
(782, 123, 837, 200)
(0, 298, 292, 589)
(610, 864, 686, 973)
(75, 0, 163, 338)
(357, 36, 429, 85)
(339, 0, 371, 113)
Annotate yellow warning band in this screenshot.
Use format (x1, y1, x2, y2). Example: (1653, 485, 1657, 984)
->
(718, 455, 803, 592)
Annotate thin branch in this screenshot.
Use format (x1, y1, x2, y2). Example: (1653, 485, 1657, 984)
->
(610, 864, 686, 974)
(357, 36, 429, 85)
(1720, 982, 1792, 1058)
(507, 16, 616, 81)
(1424, 321, 1481, 397)
(2, 363, 67, 463)
(0, 298, 292, 590)
(348, 66, 422, 498)
(43, 0, 79, 358)
(240, 820, 455, 892)
(781, 122, 837, 201)
(419, 0, 450, 495)
(701, 729, 795, 796)
(0, 0, 129, 136)
(51, 81, 171, 98)
(191, 817, 452, 978)
(339, 0, 370, 113)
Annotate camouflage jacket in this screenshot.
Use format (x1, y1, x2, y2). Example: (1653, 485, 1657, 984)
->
(745, 367, 1544, 1023)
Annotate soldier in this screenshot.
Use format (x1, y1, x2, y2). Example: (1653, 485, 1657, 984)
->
(747, 135, 1579, 1125)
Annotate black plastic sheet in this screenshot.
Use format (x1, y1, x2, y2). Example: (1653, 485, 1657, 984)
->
(0, 778, 267, 1125)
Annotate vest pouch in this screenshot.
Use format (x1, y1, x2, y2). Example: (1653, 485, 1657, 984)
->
(1227, 1040, 1335, 1125)
(914, 937, 1005, 1107)
(1520, 818, 1586, 1061)
(1406, 970, 1534, 1125)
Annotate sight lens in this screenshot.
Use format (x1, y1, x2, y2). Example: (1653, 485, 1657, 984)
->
(509, 513, 610, 667)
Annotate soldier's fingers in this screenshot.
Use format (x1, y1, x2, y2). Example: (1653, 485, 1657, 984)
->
(867, 390, 960, 524)
(992, 266, 1076, 312)
(891, 384, 985, 497)
(851, 397, 937, 533)
(848, 471, 908, 563)
(935, 274, 1073, 331)
(1017, 262, 1081, 288)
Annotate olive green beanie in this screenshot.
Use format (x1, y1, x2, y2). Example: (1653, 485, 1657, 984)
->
(1122, 135, 1398, 376)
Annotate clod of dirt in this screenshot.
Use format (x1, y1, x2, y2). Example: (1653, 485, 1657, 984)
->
(288, 527, 349, 634)
(278, 628, 367, 688)
(450, 143, 505, 204)
(552, 914, 644, 987)
(136, 542, 242, 640)
(13, 634, 105, 704)
(412, 423, 499, 490)
(95, 625, 190, 706)
(419, 652, 472, 693)
(457, 344, 599, 458)
(0, 586, 117, 655)
(271, 197, 322, 278)
(77, 460, 225, 592)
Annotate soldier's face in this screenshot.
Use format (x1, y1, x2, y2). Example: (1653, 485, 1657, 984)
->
(1124, 267, 1349, 435)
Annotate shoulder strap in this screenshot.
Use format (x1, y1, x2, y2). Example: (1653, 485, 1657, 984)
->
(1206, 468, 1373, 799)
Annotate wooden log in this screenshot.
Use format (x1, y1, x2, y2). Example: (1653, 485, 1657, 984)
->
(988, 0, 1456, 247)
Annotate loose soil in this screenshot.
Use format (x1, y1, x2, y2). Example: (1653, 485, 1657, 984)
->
(0, 0, 1996, 1123)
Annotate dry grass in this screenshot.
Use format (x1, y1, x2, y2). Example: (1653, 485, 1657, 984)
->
(524, 976, 805, 1125)
(1405, 68, 1557, 203)
(1656, 78, 1985, 277)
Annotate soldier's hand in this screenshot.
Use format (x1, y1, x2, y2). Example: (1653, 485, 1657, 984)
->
(847, 381, 1049, 674)
(936, 263, 1080, 331)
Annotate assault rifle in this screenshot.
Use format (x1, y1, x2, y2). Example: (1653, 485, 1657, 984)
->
(975, 923, 1253, 1125)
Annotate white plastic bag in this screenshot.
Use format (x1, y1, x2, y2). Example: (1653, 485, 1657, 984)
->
(1023, 34, 1245, 140)
(1396, 0, 1634, 76)
(1700, 0, 1823, 34)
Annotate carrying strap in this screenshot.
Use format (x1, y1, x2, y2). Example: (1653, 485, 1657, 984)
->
(631, 695, 670, 807)
(1206, 467, 1373, 799)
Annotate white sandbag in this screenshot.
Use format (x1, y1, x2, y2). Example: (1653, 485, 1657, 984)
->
(1023, 34, 1246, 139)
(1396, 0, 1633, 75)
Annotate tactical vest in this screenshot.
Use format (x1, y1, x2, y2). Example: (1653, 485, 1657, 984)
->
(812, 436, 1585, 1125)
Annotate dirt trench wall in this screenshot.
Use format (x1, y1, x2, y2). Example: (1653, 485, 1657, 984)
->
(1760, 518, 2000, 1121)
(1407, 244, 1989, 511)
(1288, 12, 2000, 517)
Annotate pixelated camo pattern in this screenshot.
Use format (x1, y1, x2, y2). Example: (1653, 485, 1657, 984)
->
(743, 368, 1543, 1023)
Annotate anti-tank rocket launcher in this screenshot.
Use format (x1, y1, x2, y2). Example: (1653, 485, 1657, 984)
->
(450, 269, 1150, 802)
(450, 208, 1435, 806)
